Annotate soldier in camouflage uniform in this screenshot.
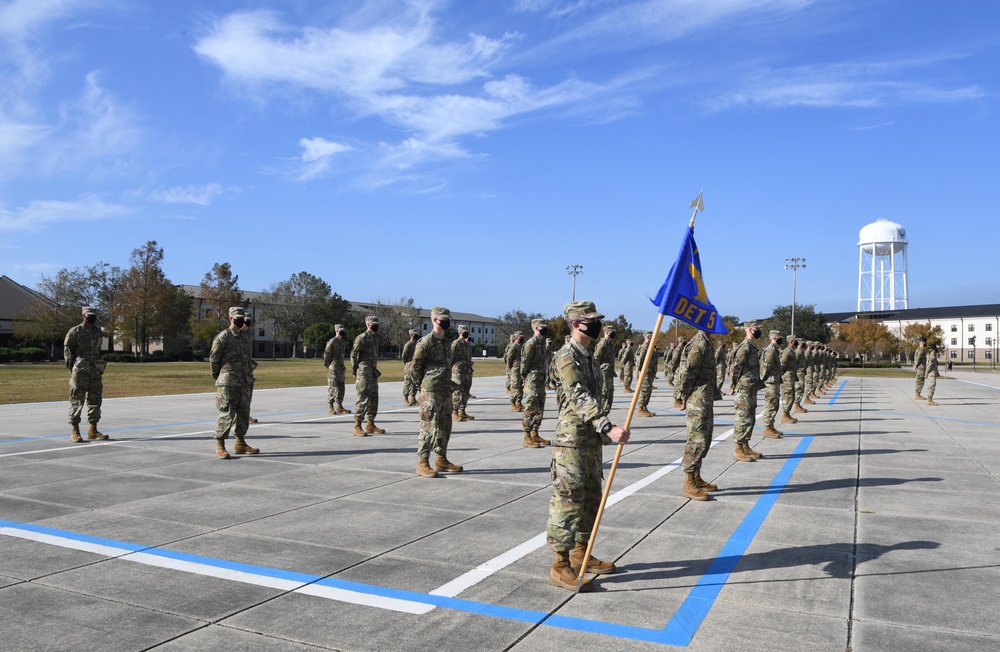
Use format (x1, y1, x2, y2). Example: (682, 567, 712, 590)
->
(760, 330, 784, 438)
(451, 325, 475, 421)
(411, 307, 463, 478)
(780, 336, 799, 425)
(730, 321, 764, 462)
(619, 340, 635, 392)
(547, 301, 630, 591)
(400, 329, 419, 406)
(803, 342, 818, 403)
(671, 338, 689, 409)
(663, 342, 676, 385)
(635, 332, 657, 417)
(677, 329, 722, 500)
(240, 316, 259, 424)
(545, 337, 558, 391)
(323, 324, 351, 415)
(210, 307, 259, 459)
(924, 344, 939, 406)
(714, 341, 728, 394)
(520, 319, 552, 448)
(351, 315, 384, 436)
(593, 324, 617, 416)
(64, 306, 108, 442)
(506, 332, 525, 411)
(913, 337, 928, 400)
(504, 334, 516, 396)
(794, 339, 809, 413)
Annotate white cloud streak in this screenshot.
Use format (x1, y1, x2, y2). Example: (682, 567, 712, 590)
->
(149, 183, 227, 206)
(0, 195, 128, 231)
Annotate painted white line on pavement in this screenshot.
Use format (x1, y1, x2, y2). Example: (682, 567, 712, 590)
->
(954, 378, 1000, 391)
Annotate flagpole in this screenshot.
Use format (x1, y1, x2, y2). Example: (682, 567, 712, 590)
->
(577, 311, 665, 586)
(689, 189, 703, 228)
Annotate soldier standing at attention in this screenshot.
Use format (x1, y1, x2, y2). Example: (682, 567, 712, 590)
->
(506, 332, 525, 412)
(913, 336, 928, 400)
(64, 305, 108, 442)
(794, 339, 809, 414)
(676, 328, 722, 500)
(663, 342, 676, 385)
(210, 307, 259, 459)
(351, 315, 384, 436)
(323, 325, 351, 415)
(760, 330, 784, 438)
(547, 301, 630, 591)
(240, 316, 259, 424)
(401, 329, 419, 406)
(714, 340, 728, 394)
(780, 336, 799, 425)
(504, 334, 516, 397)
(593, 324, 617, 417)
(924, 344, 940, 406)
(730, 321, 764, 462)
(619, 340, 636, 393)
(635, 332, 657, 417)
(520, 319, 552, 448)
(451, 325, 475, 421)
(411, 307, 463, 478)
(672, 338, 690, 409)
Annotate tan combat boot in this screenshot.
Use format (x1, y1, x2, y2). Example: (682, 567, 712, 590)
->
(531, 431, 551, 446)
(353, 419, 368, 436)
(914, 393, 924, 400)
(510, 403, 519, 412)
(763, 426, 783, 439)
(682, 472, 711, 501)
(637, 407, 655, 417)
(234, 437, 259, 455)
(781, 413, 798, 424)
(336, 403, 351, 414)
(523, 432, 540, 448)
(549, 551, 593, 592)
(927, 399, 938, 406)
(366, 420, 385, 434)
(570, 542, 616, 574)
(87, 424, 108, 440)
(804, 396, 816, 405)
(416, 458, 438, 478)
(794, 404, 809, 413)
(435, 455, 464, 473)
(742, 441, 763, 459)
(328, 404, 336, 414)
(733, 442, 754, 462)
(248, 417, 258, 423)
(673, 398, 684, 409)
(70, 424, 83, 442)
(458, 409, 475, 421)
(515, 401, 525, 412)
(216, 439, 230, 459)
(693, 467, 718, 492)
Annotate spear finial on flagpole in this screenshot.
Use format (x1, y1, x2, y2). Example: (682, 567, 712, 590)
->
(688, 190, 705, 228)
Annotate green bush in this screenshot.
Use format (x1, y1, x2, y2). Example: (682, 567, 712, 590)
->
(0, 347, 13, 362)
(193, 349, 207, 361)
(15, 347, 46, 362)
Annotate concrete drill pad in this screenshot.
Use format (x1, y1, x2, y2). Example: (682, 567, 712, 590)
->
(4, 471, 213, 510)
(154, 624, 331, 651)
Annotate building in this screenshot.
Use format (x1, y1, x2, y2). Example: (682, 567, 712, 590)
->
(825, 304, 1000, 364)
(0, 275, 50, 348)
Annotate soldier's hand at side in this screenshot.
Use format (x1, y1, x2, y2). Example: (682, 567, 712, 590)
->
(609, 426, 629, 444)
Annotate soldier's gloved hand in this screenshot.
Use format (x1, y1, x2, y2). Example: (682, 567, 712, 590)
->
(352, 367, 358, 376)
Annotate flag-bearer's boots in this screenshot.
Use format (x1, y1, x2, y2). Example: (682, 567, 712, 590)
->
(366, 420, 385, 435)
(781, 413, 798, 424)
(915, 393, 924, 400)
(694, 467, 718, 492)
(248, 417, 258, 423)
(531, 431, 550, 446)
(416, 458, 438, 478)
(70, 424, 83, 443)
(683, 472, 711, 501)
(458, 409, 475, 421)
(216, 439, 230, 459)
(763, 426, 783, 438)
(733, 442, 754, 462)
(927, 399, 938, 406)
(637, 407, 655, 417)
(336, 404, 351, 414)
(570, 542, 616, 574)
(328, 404, 336, 415)
(353, 419, 368, 437)
(435, 454, 464, 473)
(234, 437, 259, 455)
(549, 551, 593, 592)
(795, 403, 808, 413)
(87, 424, 108, 440)
(742, 441, 763, 459)
(523, 432, 540, 448)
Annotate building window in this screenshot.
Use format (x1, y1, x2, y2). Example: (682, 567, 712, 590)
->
(423, 323, 428, 331)
(986, 351, 993, 359)
(951, 324, 957, 332)
(987, 337, 994, 347)
(969, 350, 975, 359)
(950, 351, 957, 359)
(951, 338, 957, 346)
(987, 323, 994, 332)
(969, 324, 976, 332)
(258, 328, 265, 337)
(257, 342, 265, 353)
(968, 337, 976, 346)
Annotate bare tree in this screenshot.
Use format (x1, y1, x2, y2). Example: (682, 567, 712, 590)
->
(14, 268, 90, 357)
(370, 296, 422, 352)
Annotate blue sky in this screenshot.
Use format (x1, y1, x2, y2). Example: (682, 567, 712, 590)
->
(1, 0, 996, 328)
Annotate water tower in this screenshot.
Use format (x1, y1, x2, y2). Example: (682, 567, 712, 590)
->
(857, 219, 908, 311)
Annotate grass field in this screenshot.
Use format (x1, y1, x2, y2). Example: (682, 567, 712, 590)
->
(0, 358, 509, 405)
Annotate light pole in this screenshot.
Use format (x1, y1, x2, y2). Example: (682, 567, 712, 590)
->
(566, 264, 583, 301)
(784, 258, 806, 337)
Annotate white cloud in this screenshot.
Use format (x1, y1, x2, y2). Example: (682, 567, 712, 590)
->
(297, 136, 354, 180)
(149, 183, 227, 206)
(0, 195, 127, 231)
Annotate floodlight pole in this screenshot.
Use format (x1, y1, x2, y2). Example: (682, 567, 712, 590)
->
(566, 264, 583, 301)
(784, 258, 806, 337)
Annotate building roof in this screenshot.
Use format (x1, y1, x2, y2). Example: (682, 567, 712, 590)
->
(826, 304, 1000, 324)
(0, 275, 50, 320)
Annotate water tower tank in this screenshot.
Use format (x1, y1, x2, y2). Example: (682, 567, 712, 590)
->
(858, 219, 909, 311)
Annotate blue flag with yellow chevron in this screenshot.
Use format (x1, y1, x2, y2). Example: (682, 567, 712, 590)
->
(651, 225, 729, 334)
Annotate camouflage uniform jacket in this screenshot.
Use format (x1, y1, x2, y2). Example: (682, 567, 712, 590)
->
(240, 328, 257, 384)
(64, 323, 104, 378)
(520, 335, 547, 380)
(715, 344, 727, 370)
(504, 341, 521, 370)
(668, 344, 684, 374)
(795, 347, 807, 376)
(780, 344, 798, 377)
(210, 327, 250, 387)
(451, 337, 473, 377)
(619, 344, 635, 367)
(677, 332, 718, 400)
(324, 337, 347, 371)
(400, 339, 416, 364)
(913, 345, 927, 369)
(674, 341, 692, 381)
(351, 331, 379, 373)
(411, 333, 453, 394)
(926, 354, 939, 377)
(593, 337, 616, 377)
(731, 339, 764, 393)
(761, 343, 781, 384)
(552, 338, 613, 450)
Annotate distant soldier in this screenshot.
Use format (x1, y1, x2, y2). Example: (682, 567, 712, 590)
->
(780, 336, 799, 425)
(760, 330, 784, 438)
(210, 307, 260, 458)
(635, 332, 657, 417)
(663, 342, 677, 385)
(714, 341, 728, 394)
(520, 319, 552, 448)
(794, 340, 809, 413)
(323, 324, 351, 415)
(676, 329, 722, 500)
(667, 340, 685, 387)
(64, 305, 108, 442)
(351, 315, 384, 436)
(671, 338, 689, 409)
(451, 325, 475, 421)
(240, 315, 259, 424)
(730, 321, 764, 462)
(401, 329, 419, 406)
(619, 340, 636, 393)
(544, 337, 559, 391)
(546, 301, 629, 591)
(504, 334, 516, 396)
(924, 344, 940, 406)
(913, 337, 928, 400)
(593, 324, 617, 416)
(506, 331, 525, 411)
(411, 307, 463, 478)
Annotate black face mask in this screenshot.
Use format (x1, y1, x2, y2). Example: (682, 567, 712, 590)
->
(538, 327, 549, 337)
(233, 317, 245, 328)
(438, 319, 451, 331)
(751, 329, 761, 340)
(578, 321, 602, 339)
(84, 314, 97, 324)
(370, 324, 379, 333)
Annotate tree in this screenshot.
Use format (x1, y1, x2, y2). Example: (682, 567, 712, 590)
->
(14, 268, 90, 357)
(303, 323, 337, 357)
(84, 262, 126, 352)
(900, 322, 945, 362)
(260, 272, 333, 358)
(190, 263, 244, 349)
(116, 241, 191, 356)
(495, 309, 545, 345)
(370, 296, 422, 352)
(835, 319, 898, 360)
(768, 304, 833, 343)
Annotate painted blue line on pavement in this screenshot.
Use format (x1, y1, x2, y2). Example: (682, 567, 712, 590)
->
(827, 379, 848, 405)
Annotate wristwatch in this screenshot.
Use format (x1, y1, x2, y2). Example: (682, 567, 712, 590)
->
(601, 422, 613, 436)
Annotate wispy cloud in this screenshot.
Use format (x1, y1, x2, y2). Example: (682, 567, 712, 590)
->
(148, 183, 229, 206)
(296, 137, 354, 180)
(0, 195, 128, 231)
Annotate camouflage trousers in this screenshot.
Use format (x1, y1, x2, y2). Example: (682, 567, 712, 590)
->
(915, 365, 926, 394)
(637, 367, 655, 410)
(402, 362, 416, 400)
(215, 383, 250, 440)
(716, 365, 726, 394)
(417, 390, 453, 459)
(327, 366, 346, 407)
(68, 372, 103, 426)
(355, 367, 379, 421)
(681, 387, 714, 473)
(763, 380, 780, 427)
(547, 445, 603, 552)
(804, 369, 815, 396)
(452, 373, 472, 411)
(780, 373, 796, 415)
(925, 374, 937, 399)
(665, 368, 675, 385)
(508, 369, 523, 405)
(733, 389, 757, 443)
(522, 373, 547, 432)
(621, 363, 634, 388)
(600, 369, 615, 417)
(795, 373, 806, 404)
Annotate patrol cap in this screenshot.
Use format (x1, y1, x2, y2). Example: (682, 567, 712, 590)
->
(744, 320, 760, 329)
(458, 324, 468, 334)
(82, 305, 97, 315)
(229, 306, 246, 318)
(644, 331, 653, 337)
(603, 323, 616, 332)
(365, 315, 378, 324)
(769, 330, 783, 338)
(918, 336, 927, 343)
(513, 330, 523, 338)
(408, 329, 418, 336)
(531, 318, 546, 328)
(335, 324, 345, 331)
(563, 301, 604, 321)
(431, 306, 451, 318)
